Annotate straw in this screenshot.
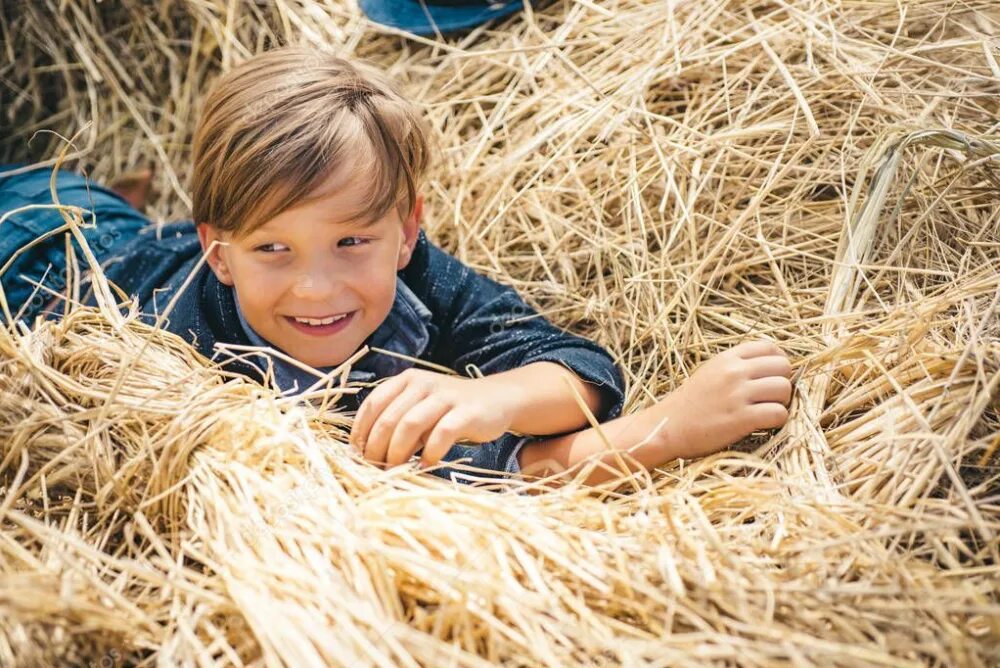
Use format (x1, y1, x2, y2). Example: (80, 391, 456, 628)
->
(0, 0, 998, 665)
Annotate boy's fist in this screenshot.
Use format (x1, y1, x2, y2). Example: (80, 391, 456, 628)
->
(349, 368, 515, 470)
(656, 339, 793, 460)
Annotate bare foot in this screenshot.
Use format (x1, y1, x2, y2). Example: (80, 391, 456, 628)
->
(109, 164, 155, 212)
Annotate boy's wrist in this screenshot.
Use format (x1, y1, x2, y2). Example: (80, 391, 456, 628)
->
(474, 363, 601, 437)
(643, 390, 720, 465)
(474, 373, 527, 434)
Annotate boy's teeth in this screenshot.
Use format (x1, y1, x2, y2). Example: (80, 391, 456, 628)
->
(294, 314, 347, 326)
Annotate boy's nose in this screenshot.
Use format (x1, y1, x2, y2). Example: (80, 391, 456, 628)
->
(291, 271, 340, 300)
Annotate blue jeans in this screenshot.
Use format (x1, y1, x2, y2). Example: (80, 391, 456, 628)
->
(0, 162, 151, 325)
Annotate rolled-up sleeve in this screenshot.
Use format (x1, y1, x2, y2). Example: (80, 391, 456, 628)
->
(403, 232, 626, 485)
(425, 433, 531, 489)
(432, 261, 625, 425)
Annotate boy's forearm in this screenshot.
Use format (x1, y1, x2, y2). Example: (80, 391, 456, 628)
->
(515, 402, 679, 487)
(481, 361, 605, 436)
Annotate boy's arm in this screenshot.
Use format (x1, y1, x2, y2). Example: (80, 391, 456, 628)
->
(476, 360, 607, 436)
(515, 339, 795, 486)
(514, 399, 673, 485)
(349, 230, 629, 482)
(401, 231, 626, 431)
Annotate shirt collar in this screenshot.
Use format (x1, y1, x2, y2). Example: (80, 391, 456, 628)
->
(232, 277, 433, 396)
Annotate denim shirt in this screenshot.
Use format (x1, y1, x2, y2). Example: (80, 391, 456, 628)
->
(232, 277, 431, 390)
(230, 276, 539, 478)
(1, 164, 626, 487)
(82, 219, 627, 486)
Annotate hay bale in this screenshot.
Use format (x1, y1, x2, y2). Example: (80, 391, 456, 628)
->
(1, 0, 998, 665)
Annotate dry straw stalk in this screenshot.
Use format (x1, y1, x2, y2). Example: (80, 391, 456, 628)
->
(1, 0, 998, 666)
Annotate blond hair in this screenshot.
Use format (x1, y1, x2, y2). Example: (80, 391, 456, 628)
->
(191, 46, 433, 238)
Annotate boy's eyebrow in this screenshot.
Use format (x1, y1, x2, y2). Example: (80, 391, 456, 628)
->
(335, 211, 381, 228)
(249, 212, 382, 237)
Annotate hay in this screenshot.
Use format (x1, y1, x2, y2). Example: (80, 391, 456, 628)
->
(1, 0, 999, 665)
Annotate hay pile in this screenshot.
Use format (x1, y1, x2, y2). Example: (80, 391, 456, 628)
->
(2, 0, 999, 665)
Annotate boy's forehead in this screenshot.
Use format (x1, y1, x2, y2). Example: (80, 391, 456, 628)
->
(255, 204, 375, 233)
(256, 169, 375, 232)
(310, 161, 359, 199)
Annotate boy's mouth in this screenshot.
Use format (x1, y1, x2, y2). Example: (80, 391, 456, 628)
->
(284, 311, 355, 337)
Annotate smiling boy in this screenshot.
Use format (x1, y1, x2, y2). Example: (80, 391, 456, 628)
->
(0, 47, 793, 487)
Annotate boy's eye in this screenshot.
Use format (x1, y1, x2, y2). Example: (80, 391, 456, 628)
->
(254, 242, 288, 253)
(339, 236, 370, 248)
(253, 238, 369, 253)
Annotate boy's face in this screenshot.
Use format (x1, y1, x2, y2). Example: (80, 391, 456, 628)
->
(197, 166, 421, 369)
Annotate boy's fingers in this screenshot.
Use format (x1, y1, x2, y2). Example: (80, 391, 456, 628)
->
(749, 402, 790, 430)
(745, 355, 793, 380)
(734, 339, 783, 359)
(420, 411, 468, 468)
(746, 376, 793, 405)
(350, 375, 407, 449)
(384, 398, 450, 468)
(364, 388, 428, 465)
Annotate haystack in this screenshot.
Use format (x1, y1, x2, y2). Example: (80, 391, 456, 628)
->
(1, 1, 998, 665)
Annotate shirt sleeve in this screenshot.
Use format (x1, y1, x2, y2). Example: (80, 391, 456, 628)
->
(400, 231, 627, 485)
(423, 433, 532, 491)
(402, 230, 627, 424)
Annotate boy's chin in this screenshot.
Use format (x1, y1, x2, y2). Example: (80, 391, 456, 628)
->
(292, 349, 352, 370)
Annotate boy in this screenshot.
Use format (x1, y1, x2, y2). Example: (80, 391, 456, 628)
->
(0, 47, 793, 486)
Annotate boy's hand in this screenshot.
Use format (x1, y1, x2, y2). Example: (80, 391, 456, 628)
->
(655, 339, 793, 460)
(349, 369, 516, 470)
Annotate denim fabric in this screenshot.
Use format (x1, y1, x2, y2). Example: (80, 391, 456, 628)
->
(99, 220, 626, 485)
(0, 163, 152, 325)
(1, 163, 627, 488)
(358, 0, 528, 36)
(232, 276, 436, 392)
(233, 273, 533, 478)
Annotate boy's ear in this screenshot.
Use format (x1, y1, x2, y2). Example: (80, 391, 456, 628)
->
(397, 194, 423, 271)
(196, 222, 235, 286)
